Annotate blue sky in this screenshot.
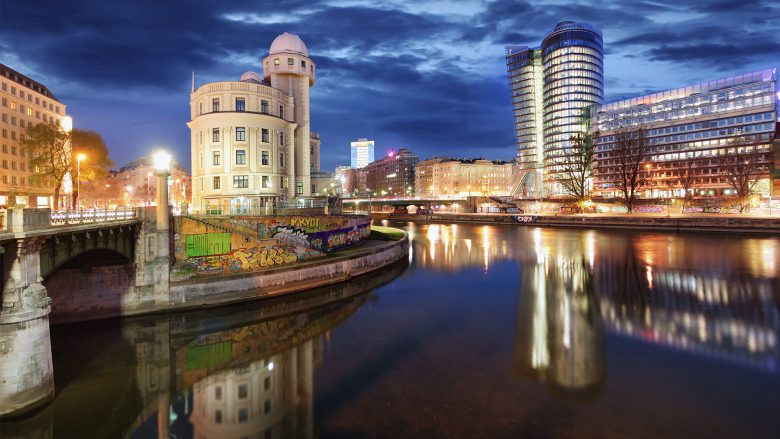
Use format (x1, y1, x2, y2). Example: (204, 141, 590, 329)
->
(1, 0, 778, 172)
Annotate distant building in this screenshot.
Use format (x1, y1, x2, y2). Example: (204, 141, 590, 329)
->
(506, 21, 604, 196)
(592, 69, 779, 199)
(335, 165, 366, 196)
(364, 148, 418, 197)
(350, 138, 374, 169)
(189, 32, 316, 214)
(0, 63, 68, 208)
(415, 158, 514, 198)
(111, 156, 191, 209)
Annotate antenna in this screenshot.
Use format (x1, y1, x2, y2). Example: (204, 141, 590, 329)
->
(191, 70, 195, 93)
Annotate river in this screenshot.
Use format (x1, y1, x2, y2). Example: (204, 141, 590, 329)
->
(2, 221, 779, 438)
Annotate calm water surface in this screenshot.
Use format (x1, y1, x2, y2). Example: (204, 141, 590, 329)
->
(3, 222, 779, 438)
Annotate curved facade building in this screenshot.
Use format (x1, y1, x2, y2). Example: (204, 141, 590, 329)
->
(189, 33, 315, 213)
(506, 21, 603, 196)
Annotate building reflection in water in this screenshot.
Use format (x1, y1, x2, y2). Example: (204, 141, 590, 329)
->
(404, 223, 779, 384)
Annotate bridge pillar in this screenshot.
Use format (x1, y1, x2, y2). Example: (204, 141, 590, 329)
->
(0, 237, 54, 419)
(134, 207, 172, 306)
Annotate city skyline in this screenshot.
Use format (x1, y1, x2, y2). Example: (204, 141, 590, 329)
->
(1, 0, 779, 172)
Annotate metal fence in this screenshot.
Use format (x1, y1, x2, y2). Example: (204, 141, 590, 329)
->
(50, 207, 137, 225)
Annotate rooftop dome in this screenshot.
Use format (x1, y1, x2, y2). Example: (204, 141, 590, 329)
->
(240, 71, 262, 83)
(269, 32, 308, 57)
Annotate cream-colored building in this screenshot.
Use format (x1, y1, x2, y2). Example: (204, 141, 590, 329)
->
(189, 33, 316, 214)
(415, 158, 514, 198)
(0, 63, 68, 208)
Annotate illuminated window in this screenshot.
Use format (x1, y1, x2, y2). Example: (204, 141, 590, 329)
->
(295, 182, 303, 194)
(213, 176, 220, 189)
(274, 58, 280, 65)
(233, 175, 249, 188)
(262, 175, 270, 188)
(287, 58, 294, 66)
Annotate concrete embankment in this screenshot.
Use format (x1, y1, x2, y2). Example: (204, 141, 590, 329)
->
(375, 212, 780, 234)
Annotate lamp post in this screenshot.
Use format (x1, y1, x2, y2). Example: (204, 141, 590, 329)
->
(153, 150, 172, 230)
(75, 153, 86, 209)
(151, 149, 172, 303)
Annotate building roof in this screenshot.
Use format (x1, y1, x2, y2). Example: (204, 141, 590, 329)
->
(269, 32, 309, 57)
(0, 62, 61, 103)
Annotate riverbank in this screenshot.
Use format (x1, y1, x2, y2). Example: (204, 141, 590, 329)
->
(373, 212, 780, 234)
(51, 231, 409, 325)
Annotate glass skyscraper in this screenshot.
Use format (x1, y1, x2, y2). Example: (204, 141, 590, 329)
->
(350, 138, 375, 169)
(506, 21, 604, 196)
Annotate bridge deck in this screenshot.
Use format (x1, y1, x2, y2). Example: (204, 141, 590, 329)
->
(0, 219, 141, 242)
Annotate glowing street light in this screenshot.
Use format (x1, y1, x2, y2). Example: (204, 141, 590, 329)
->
(75, 153, 86, 209)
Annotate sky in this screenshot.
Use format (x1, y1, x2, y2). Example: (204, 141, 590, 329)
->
(1, 0, 779, 172)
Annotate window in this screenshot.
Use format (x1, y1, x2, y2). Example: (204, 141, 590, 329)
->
(215, 410, 222, 424)
(274, 58, 280, 65)
(213, 176, 221, 189)
(215, 386, 222, 400)
(261, 128, 269, 143)
(238, 408, 248, 423)
(279, 152, 285, 167)
(199, 102, 202, 115)
(238, 384, 248, 399)
(235, 97, 245, 111)
(279, 132, 284, 145)
(233, 176, 249, 188)
(261, 151, 269, 165)
(236, 127, 246, 141)
(212, 98, 220, 112)
(212, 151, 220, 165)
(212, 128, 220, 142)
(236, 150, 246, 165)
(261, 100, 269, 113)
(262, 175, 270, 188)
(264, 400, 272, 414)
(287, 57, 294, 66)
(280, 176, 286, 188)
(296, 182, 303, 194)
(279, 106, 284, 119)
(301, 60, 306, 68)
(264, 377, 271, 391)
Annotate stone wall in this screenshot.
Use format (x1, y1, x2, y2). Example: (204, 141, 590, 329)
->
(43, 264, 136, 321)
(174, 214, 370, 277)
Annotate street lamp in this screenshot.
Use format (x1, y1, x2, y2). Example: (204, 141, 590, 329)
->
(76, 153, 86, 209)
(152, 150, 172, 229)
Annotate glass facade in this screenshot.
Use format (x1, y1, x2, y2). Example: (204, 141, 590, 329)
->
(592, 68, 779, 199)
(506, 21, 604, 196)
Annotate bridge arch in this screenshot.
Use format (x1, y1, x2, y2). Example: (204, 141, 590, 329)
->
(39, 225, 137, 279)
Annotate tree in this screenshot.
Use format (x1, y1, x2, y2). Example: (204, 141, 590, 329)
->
(723, 135, 766, 213)
(678, 155, 699, 207)
(71, 129, 114, 208)
(552, 128, 598, 203)
(613, 127, 651, 213)
(25, 122, 71, 209)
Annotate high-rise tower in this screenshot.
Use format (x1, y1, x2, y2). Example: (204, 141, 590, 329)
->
(263, 32, 316, 196)
(506, 21, 603, 197)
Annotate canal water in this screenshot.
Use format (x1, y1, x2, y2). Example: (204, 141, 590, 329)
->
(2, 222, 779, 438)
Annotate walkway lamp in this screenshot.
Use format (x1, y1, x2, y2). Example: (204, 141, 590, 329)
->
(152, 150, 172, 230)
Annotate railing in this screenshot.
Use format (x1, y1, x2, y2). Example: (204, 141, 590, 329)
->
(50, 207, 137, 225)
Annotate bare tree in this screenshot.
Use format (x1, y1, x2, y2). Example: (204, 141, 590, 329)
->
(722, 135, 766, 213)
(678, 155, 699, 206)
(552, 129, 598, 202)
(25, 122, 71, 209)
(613, 127, 652, 213)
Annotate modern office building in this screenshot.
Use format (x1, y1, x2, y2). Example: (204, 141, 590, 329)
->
(592, 69, 779, 199)
(364, 148, 419, 197)
(506, 21, 604, 197)
(0, 63, 68, 208)
(415, 158, 514, 198)
(189, 32, 316, 214)
(350, 138, 374, 169)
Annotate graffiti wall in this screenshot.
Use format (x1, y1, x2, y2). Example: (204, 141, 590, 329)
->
(173, 215, 370, 277)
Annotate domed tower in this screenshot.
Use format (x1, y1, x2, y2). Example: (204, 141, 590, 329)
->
(263, 32, 316, 197)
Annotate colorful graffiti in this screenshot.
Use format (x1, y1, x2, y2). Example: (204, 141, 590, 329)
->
(188, 245, 300, 274)
(272, 226, 310, 247)
(309, 224, 370, 252)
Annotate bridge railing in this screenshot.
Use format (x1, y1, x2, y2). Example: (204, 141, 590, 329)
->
(50, 207, 137, 225)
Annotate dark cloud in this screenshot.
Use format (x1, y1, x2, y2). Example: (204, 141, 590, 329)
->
(0, 0, 778, 171)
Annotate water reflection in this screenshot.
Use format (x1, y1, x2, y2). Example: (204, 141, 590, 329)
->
(404, 222, 779, 377)
(2, 260, 407, 439)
